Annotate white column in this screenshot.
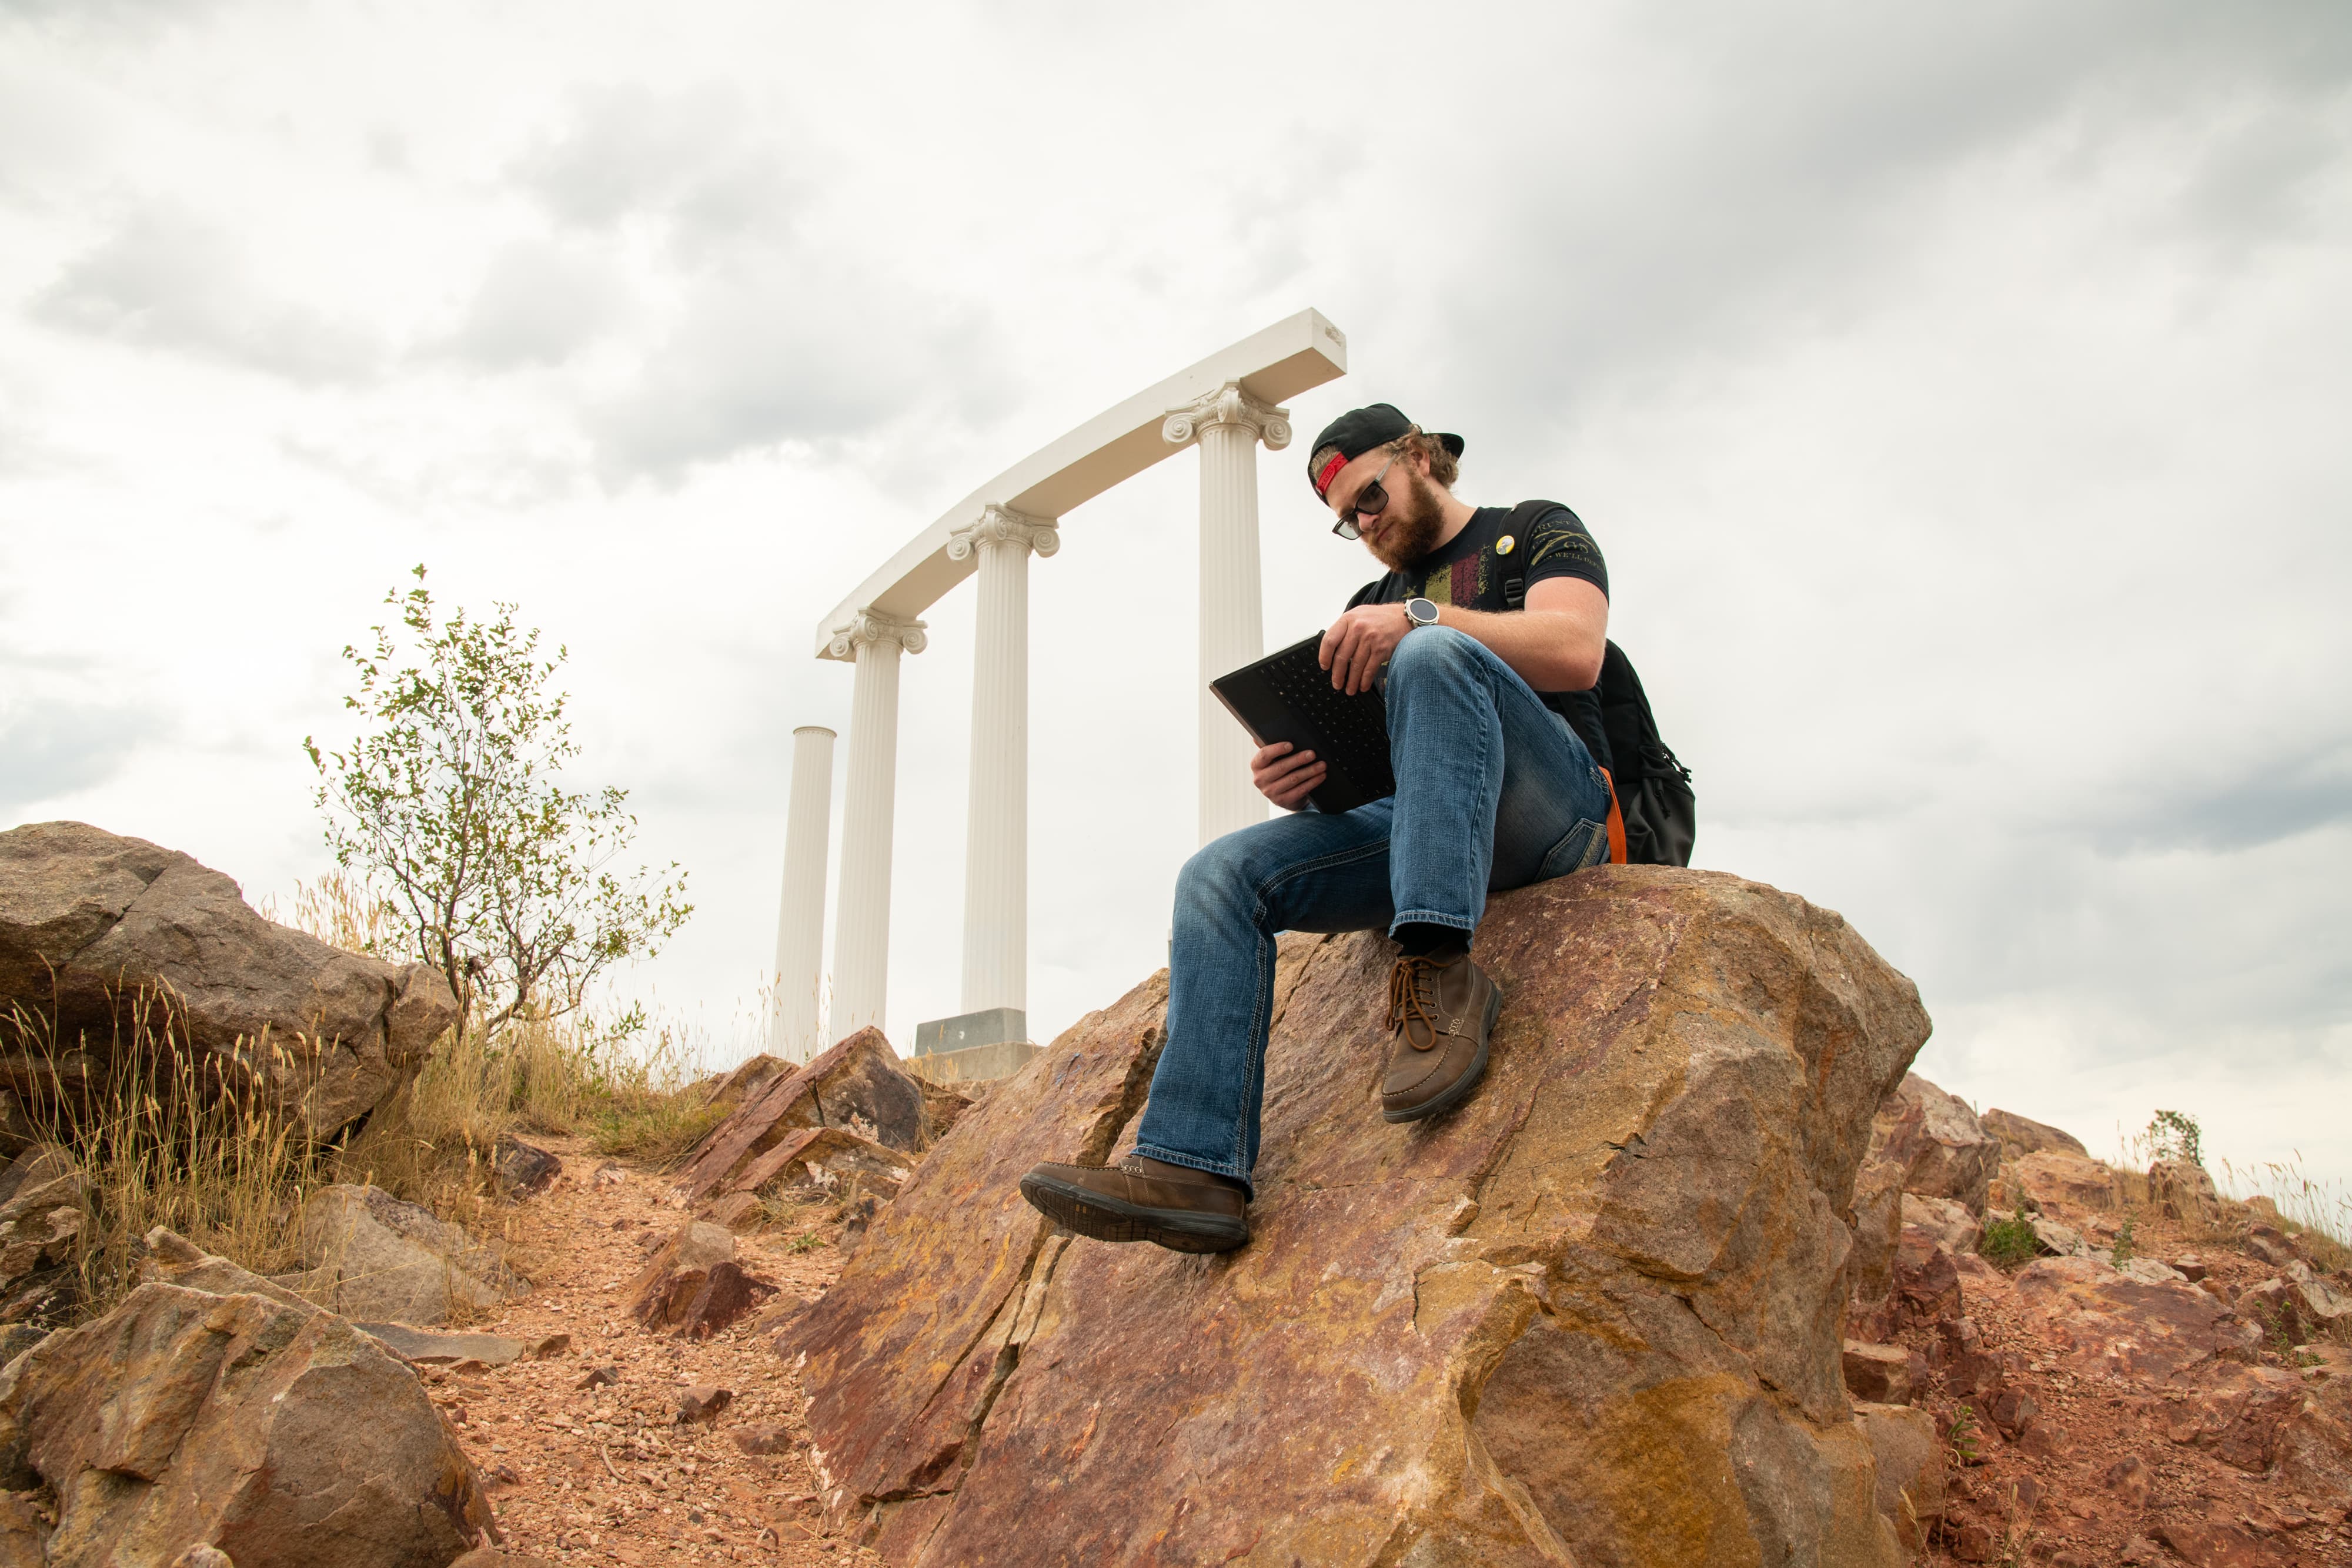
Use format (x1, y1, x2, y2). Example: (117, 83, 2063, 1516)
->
(948, 505, 1059, 1017)
(1164, 382, 1291, 847)
(827, 610, 926, 1039)
(767, 725, 836, 1062)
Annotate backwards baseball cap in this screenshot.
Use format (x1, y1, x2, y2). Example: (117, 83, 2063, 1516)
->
(1306, 403, 1465, 500)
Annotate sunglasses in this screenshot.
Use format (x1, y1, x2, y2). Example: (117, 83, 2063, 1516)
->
(1330, 454, 1397, 541)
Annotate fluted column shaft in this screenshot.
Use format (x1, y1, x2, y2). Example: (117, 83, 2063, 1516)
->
(951, 507, 1058, 1015)
(769, 725, 836, 1061)
(828, 611, 925, 1039)
(1165, 382, 1291, 847)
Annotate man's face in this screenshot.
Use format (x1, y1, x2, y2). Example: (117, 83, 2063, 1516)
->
(1328, 445, 1445, 570)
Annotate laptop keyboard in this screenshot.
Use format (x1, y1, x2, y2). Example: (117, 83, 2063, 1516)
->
(1264, 650, 1392, 773)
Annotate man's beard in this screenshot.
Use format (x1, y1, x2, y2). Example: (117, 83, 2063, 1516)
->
(1364, 465, 1448, 571)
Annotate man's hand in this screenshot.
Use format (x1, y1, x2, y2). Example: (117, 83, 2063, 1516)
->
(1252, 741, 1326, 810)
(1320, 603, 1412, 696)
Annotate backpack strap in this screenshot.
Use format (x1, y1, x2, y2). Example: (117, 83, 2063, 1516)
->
(1498, 498, 1565, 610)
(1598, 768, 1629, 865)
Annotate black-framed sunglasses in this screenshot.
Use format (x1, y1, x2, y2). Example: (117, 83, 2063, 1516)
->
(1330, 454, 1397, 541)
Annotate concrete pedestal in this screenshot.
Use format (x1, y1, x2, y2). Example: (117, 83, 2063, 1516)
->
(910, 1005, 1038, 1085)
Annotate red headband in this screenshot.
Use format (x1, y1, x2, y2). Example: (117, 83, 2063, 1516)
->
(1312, 450, 1348, 499)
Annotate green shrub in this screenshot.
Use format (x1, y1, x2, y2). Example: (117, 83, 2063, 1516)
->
(1979, 1213, 2039, 1269)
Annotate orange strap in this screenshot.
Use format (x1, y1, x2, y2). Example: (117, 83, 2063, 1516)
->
(1599, 768, 1629, 865)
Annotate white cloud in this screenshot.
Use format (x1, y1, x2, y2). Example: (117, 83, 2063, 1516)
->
(29, 202, 383, 383)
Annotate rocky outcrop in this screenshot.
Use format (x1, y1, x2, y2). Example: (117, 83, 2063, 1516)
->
(0, 823, 458, 1144)
(781, 867, 1933, 1566)
(286, 1183, 529, 1325)
(673, 1028, 957, 1206)
(0, 1278, 495, 1567)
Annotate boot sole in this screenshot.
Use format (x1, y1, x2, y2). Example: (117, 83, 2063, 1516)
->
(1018, 1171, 1249, 1254)
(1383, 984, 1501, 1124)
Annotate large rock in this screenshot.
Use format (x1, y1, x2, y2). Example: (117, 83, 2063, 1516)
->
(2148, 1157, 2219, 1225)
(2013, 1256, 2259, 1384)
(1864, 1072, 1996, 1216)
(2010, 1149, 2119, 1218)
(671, 1027, 943, 1203)
(1979, 1107, 2085, 1159)
(0, 823, 458, 1144)
(0, 1279, 495, 1566)
(287, 1184, 529, 1325)
(781, 867, 1933, 1566)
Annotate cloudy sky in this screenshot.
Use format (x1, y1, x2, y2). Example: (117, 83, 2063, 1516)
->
(3, 3, 2346, 1193)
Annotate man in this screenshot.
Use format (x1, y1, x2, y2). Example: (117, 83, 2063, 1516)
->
(1019, 403, 1615, 1252)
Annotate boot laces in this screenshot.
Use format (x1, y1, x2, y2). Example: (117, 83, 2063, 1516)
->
(1388, 956, 1445, 1048)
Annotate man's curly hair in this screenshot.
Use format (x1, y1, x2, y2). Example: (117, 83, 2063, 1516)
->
(1390, 427, 1460, 489)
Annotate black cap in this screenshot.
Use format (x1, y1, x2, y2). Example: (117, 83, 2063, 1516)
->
(1306, 403, 1464, 499)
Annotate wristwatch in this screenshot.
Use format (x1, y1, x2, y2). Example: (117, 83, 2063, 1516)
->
(1404, 596, 1440, 629)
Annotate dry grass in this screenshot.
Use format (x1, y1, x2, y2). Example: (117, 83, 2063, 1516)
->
(3, 874, 719, 1325)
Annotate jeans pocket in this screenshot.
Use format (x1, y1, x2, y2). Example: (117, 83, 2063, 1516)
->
(1538, 818, 1608, 881)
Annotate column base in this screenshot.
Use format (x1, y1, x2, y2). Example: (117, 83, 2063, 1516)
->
(910, 1007, 1037, 1085)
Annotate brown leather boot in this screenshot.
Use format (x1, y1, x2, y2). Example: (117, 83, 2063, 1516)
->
(1382, 951, 1501, 1123)
(1018, 1155, 1250, 1253)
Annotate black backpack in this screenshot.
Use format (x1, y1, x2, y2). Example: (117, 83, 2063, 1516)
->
(1500, 499, 1696, 867)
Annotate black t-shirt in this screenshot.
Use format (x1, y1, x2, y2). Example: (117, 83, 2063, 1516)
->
(1345, 503, 1613, 777)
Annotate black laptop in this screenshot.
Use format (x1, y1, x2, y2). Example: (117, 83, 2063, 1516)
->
(1210, 633, 1396, 814)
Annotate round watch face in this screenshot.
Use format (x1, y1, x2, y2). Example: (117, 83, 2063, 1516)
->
(1406, 597, 1439, 626)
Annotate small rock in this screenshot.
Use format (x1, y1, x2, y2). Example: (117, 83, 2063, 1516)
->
(1900, 1192, 1981, 1254)
(2105, 1454, 2152, 1511)
(675, 1385, 734, 1423)
(168, 1548, 234, 1568)
(2245, 1224, 2297, 1269)
(706, 1191, 764, 1232)
(2151, 1516, 2293, 1566)
(2174, 1254, 2210, 1282)
(731, 1423, 801, 1455)
(1840, 1340, 1914, 1405)
(1986, 1386, 2038, 1439)
(526, 1332, 571, 1359)
(493, 1133, 563, 1198)
(576, 1365, 620, 1389)
(2029, 1214, 2087, 1257)
(593, 1162, 627, 1189)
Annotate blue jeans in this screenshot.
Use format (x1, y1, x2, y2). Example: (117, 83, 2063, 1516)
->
(1131, 626, 1613, 1196)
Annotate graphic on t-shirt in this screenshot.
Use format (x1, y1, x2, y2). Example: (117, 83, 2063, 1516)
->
(1343, 500, 1616, 776)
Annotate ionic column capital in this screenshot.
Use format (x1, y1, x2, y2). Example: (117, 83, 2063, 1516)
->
(947, 504, 1060, 562)
(826, 609, 928, 661)
(1162, 380, 1292, 452)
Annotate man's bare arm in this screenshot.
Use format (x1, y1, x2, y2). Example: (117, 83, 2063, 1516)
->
(1444, 576, 1608, 690)
(1320, 577, 1609, 696)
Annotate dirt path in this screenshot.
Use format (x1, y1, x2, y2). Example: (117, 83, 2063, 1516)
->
(430, 1133, 881, 1566)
